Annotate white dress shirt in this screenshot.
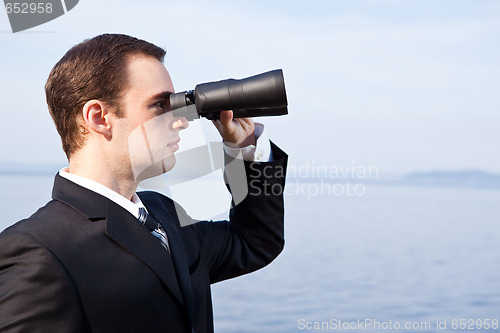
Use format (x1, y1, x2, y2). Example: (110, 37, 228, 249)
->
(59, 169, 147, 218)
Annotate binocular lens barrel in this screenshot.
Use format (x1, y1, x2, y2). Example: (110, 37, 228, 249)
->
(170, 69, 288, 120)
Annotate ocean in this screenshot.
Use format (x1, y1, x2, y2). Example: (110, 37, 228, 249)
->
(1, 174, 499, 332)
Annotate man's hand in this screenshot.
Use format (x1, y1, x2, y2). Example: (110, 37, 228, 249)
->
(212, 110, 256, 148)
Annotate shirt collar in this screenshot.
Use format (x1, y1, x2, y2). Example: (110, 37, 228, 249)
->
(59, 168, 146, 219)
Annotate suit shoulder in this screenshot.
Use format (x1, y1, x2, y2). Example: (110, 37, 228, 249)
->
(2, 200, 56, 233)
(0, 199, 90, 255)
(2, 200, 77, 233)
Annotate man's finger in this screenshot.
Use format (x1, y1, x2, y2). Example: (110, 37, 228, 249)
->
(219, 110, 234, 126)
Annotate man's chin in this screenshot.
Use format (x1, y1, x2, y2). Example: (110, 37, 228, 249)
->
(134, 157, 176, 184)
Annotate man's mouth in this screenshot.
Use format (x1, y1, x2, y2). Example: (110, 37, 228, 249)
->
(168, 138, 180, 151)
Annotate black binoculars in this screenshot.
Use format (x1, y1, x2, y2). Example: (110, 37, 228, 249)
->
(170, 69, 288, 121)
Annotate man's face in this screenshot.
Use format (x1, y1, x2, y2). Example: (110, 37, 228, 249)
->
(115, 55, 188, 183)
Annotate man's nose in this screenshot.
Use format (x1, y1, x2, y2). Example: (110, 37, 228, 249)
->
(172, 117, 189, 130)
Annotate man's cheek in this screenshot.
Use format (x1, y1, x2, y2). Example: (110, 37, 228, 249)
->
(128, 126, 152, 177)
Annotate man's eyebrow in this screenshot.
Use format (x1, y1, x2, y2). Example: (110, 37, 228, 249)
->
(148, 91, 173, 103)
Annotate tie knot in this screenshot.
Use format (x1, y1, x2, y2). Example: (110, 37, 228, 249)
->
(138, 207, 148, 224)
(138, 207, 159, 232)
(137, 207, 170, 251)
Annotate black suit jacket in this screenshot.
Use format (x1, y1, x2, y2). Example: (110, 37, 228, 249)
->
(0, 144, 287, 333)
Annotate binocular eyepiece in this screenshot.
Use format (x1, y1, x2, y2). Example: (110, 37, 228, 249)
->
(170, 69, 288, 121)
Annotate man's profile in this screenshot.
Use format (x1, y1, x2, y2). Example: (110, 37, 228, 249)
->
(0, 33, 287, 333)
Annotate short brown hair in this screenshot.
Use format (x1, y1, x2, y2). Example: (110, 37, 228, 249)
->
(45, 33, 166, 159)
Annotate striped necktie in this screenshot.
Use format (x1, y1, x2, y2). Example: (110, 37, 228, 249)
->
(138, 207, 170, 252)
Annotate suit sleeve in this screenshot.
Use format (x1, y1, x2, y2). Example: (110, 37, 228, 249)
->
(202, 142, 288, 283)
(0, 230, 87, 332)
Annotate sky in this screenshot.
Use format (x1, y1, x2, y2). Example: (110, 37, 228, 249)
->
(1, 0, 499, 176)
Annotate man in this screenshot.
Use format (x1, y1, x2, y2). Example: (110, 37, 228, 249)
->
(0, 34, 287, 333)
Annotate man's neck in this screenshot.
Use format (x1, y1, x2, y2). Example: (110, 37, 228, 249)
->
(68, 154, 137, 201)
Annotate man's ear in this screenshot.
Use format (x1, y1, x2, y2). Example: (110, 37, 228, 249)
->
(82, 100, 112, 140)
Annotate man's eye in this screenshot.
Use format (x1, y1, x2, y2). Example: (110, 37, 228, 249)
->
(153, 100, 170, 111)
(154, 101, 165, 109)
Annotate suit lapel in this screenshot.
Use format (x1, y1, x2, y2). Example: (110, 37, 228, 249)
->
(148, 206, 195, 326)
(52, 174, 185, 307)
(104, 201, 185, 307)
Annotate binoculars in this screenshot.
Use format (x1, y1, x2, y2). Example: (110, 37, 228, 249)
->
(170, 69, 288, 121)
